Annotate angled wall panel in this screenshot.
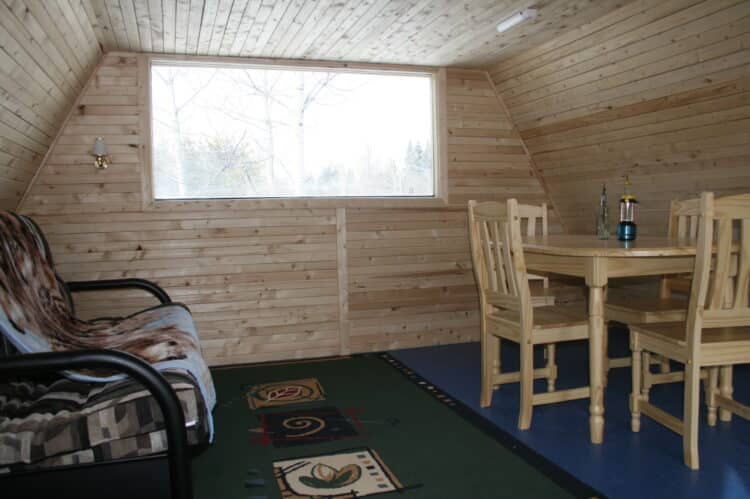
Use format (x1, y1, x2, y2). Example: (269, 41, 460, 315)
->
(0, 0, 101, 209)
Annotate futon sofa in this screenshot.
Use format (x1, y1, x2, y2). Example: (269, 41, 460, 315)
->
(0, 211, 215, 498)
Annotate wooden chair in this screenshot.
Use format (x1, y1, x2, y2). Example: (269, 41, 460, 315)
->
(629, 192, 750, 469)
(468, 199, 591, 429)
(605, 197, 700, 383)
(607, 197, 700, 326)
(518, 203, 560, 386)
(518, 203, 556, 307)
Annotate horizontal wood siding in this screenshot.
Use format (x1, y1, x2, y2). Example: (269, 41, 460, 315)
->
(489, 0, 750, 235)
(346, 69, 554, 353)
(21, 55, 550, 365)
(0, 0, 101, 209)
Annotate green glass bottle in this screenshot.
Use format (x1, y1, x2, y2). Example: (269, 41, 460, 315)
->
(596, 183, 609, 239)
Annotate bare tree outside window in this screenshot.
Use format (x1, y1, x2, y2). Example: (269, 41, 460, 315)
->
(151, 63, 435, 199)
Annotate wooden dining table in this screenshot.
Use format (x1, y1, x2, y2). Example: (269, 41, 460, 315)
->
(522, 235, 699, 444)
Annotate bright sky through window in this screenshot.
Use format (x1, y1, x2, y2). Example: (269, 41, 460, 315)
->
(150, 63, 435, 199)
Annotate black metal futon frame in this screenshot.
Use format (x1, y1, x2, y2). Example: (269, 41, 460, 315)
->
(0, 278, 194, 499)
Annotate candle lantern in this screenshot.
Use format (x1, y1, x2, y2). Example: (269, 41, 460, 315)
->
(616, 175, 637, 241)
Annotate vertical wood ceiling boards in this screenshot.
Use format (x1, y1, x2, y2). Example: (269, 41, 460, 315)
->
(489, 0, 750, 235)
(20, 54, 551, 365)
(0, 0, 101, 209)
(83, 0, 628, 67)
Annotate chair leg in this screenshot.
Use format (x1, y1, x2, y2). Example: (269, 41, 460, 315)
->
(480, 326, 498, 408)
(719, 366, 733, 422)
(603, 326, 610, 387)
(630, 337, 642, 432)
(518, 341, 534, 430)
(642, 352, 652, 401)
(494, 338, 502, 378)
(706, 367, 719, 426)
(545, 343, 557, 392)
(718, 277, 735, 421)
(683, 360, 701, 470)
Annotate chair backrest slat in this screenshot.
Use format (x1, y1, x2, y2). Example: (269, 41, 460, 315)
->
(517, 203, 548, 237)
(689, 216, 699, 239)
(668, 198, 702, 239)
(491, 220, 511, 294)
(527, 216, 536, 236)
(661, 197, 702, 296)
(480, 219, 500, 292)
(468, 199, 532, 327)
(676, 216, 686, 239)
(734, 219, 750, 308)
(687, 193, 750, 341)
(501, 218, 520, 297)
(708, 218, 733, 309)
(671, 198, 700, 238)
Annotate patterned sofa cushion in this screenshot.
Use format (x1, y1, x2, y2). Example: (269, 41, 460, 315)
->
(0, 371, 208, 472)
(0, 210, 216, 443)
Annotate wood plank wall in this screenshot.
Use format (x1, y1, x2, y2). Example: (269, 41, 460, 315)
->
(0, 0, 101, 209)
(345, 68, 556, 353)
(20, 54, 551, 366)
(489, 0, 750, 235)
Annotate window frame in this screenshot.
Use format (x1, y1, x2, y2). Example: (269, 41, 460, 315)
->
(139, 54, 448, 210)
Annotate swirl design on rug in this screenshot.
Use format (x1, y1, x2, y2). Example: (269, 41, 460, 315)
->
(283, 416, 326, 438)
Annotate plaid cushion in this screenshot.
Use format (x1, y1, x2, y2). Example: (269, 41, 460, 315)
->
(0, 371, 208, 473)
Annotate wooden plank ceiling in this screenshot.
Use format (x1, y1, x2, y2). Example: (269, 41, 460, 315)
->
(84, 0, 627, 67)
(0, 0, 630, 211)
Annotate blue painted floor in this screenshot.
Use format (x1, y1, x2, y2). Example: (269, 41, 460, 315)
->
(391, 333, 750, 499)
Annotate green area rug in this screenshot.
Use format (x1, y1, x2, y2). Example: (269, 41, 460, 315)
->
(192, 354, 600, 499)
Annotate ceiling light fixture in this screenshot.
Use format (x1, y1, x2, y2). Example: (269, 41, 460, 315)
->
(496, 8, 538, 33)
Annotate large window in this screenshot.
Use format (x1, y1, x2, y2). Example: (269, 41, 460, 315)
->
(150, 61, 436, 200)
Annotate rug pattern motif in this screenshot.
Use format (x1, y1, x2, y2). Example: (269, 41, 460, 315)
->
(273, 448, 402, 499)
(247, 378, 326, 410)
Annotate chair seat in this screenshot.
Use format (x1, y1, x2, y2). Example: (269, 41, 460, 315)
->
(489, 303, 589, 344)
(631, 321, 750, 365)
(606, 293, 688, 324)
(533, 303, 588, 329)
(490, 303, 587, 328)
(632, 322, 750, 344)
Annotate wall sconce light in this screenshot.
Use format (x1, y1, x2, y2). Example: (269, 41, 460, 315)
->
(92, 136, 109, 169)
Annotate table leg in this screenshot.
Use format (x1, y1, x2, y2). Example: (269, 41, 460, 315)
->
(588, 285, 605, 443)
(586, 257, 607, 444)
